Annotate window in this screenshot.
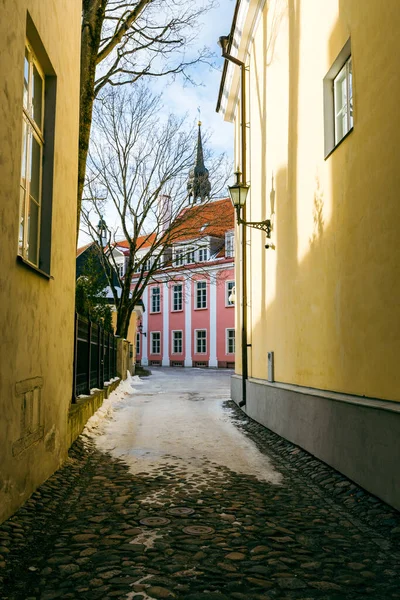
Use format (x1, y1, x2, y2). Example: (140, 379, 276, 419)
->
(172, 283, 183, 311)
(136, 332, 140, 356)
(323, 39, 353, 156)
(174, 248, 184, 267)
(195, 281, 207, 309)
(151, 332, 161, 354)
(117, 262, 124, 277)
(19, 43, 45, 267)
(150, 286, 160, 313)
(226, 281, 235, 306)
(196, 330, 207, 354)
(225, 231, 234, 258)
(185, 246, 195, 264)
(226, 329, 235, 354)
(334, 56, 353, 145)
(143, 257, 153, 272)
(172, 331, 183, 354)
(198, 247, 208, 262)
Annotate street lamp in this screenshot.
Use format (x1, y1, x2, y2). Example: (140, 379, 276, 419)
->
(228, 171, 272, 239)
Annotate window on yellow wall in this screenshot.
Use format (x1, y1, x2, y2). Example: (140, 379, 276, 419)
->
(323, 39, 353, 157)
(334, 56, 353, 145)
(18, 25, 56, 277)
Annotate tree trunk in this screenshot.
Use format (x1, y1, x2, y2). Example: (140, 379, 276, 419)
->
(77, 0, 105, 242)
(116, 303, 133, 339)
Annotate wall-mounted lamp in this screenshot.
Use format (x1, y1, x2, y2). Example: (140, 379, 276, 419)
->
(137, 322, 146, 337)
(228, 171, 273, 241)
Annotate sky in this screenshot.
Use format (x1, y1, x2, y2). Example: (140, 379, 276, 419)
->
(78, 0, 237, 247)
(155, 0, 237, 157)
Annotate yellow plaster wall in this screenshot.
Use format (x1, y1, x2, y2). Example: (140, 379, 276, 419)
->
(0, 0, 81, 522)
(236, 0, 400, 401)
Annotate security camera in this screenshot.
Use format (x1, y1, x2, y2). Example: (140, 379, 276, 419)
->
(265, 242, 276, 250)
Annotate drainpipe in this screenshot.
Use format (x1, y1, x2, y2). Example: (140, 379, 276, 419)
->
(219, 37, 248, 408)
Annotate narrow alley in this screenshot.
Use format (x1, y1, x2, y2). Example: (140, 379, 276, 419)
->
(1, 369, 399, 600)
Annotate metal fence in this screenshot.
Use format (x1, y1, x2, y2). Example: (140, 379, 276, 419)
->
(72, 313, 118, 401)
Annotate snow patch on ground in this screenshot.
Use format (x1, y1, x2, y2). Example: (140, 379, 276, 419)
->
(82, 373, 142, 438)
(90, 369, 282, 486)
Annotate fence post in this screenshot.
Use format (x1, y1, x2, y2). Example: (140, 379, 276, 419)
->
(87, 319, 92, 395)
(72, 313, 78, 403)
(97, 324, 102, 389)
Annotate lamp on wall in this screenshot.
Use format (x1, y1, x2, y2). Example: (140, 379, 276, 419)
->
(228, 171, 272, 241)
(137, 321, 146, 337)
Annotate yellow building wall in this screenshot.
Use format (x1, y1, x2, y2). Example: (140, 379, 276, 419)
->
(0, 0, 81, 522)
(235, 0, 400, 401)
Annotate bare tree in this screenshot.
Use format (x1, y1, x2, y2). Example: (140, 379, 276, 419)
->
(81, 86, 230, 338)
(79, 0, 216, 239)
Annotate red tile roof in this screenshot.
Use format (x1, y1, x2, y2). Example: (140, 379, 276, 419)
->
(168, 198, 234, 243)
(76, 242, 95, 258)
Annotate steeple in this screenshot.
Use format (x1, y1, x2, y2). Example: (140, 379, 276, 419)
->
(187, 121, 211, 204)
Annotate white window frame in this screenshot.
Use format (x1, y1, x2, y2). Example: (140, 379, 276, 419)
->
(172, 330, 183, 354)
(174, 248, 184, 267)
(150, 286, 161, 313)
(323, 39, 353, 157)
(226, 329, 235, 354)
(226, 281, 235, 306)
(117, 262, 124, 277)
(334, 56, 353, 145)
(185, 246, 195, 264)
(150, 331, 161, 355)
(195, 329, 207, 354)
(198, 247, 208, 262)
(172, 283, 183, 312)
(19, 41, 45, 267)
(225, 231, 235, 258)
(195, 280, 207, 309)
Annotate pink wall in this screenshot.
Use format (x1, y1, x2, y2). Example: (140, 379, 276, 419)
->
(216, 269, 235, 363)
(191, 275, 210, 361)
(147, 283, 163, 361)
(169, 279, 185, 360)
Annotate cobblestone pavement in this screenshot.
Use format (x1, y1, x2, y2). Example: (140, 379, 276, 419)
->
(1, 370, 400, 600)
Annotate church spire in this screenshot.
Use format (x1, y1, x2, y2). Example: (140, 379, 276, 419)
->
(187, 121, 211, 204)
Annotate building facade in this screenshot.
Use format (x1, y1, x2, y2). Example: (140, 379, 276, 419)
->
(0, 0, 81, 522)
(135, 219, 235, 369)
(218, 0, 400, 509)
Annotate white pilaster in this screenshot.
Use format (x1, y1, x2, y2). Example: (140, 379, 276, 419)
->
(184, 277, 192, 367)
(209, 273, 218, 367)
(162, 282, 169, 366)
(142, 289, 149, 366)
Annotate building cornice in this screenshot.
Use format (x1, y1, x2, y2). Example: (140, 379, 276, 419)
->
(216, 0, 266, 122)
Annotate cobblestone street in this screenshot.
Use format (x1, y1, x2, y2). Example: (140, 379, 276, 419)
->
(1, 369, 400, 600)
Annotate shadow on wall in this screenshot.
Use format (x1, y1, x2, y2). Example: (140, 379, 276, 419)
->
(250, 0, 400, 401)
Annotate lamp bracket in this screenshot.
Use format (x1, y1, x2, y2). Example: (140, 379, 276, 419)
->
(237, 215, 272, 237)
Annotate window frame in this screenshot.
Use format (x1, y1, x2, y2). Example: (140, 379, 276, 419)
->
(226, 328, 235, 354)
(19, 41, 45, 269)
(172, 283, 183, 312)
(195, 329, 207, 354)
(195, 280, 207, 310)
(172, 330, 183, 354)
(225, 231, 235, 258)
(198, 247, 208, 262)
(323, 39, 353, 158)
(174, 248, 184, 267)
(226, 281, 235, 307)
(150, 286, 161, 313)
(150, 331, 161, 355)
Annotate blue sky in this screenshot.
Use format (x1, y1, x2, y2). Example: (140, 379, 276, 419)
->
(153, 0, 236, 158)
(78, 0, 236, 246)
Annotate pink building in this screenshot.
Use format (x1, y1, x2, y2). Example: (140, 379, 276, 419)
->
(134, 197, 236, 368)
